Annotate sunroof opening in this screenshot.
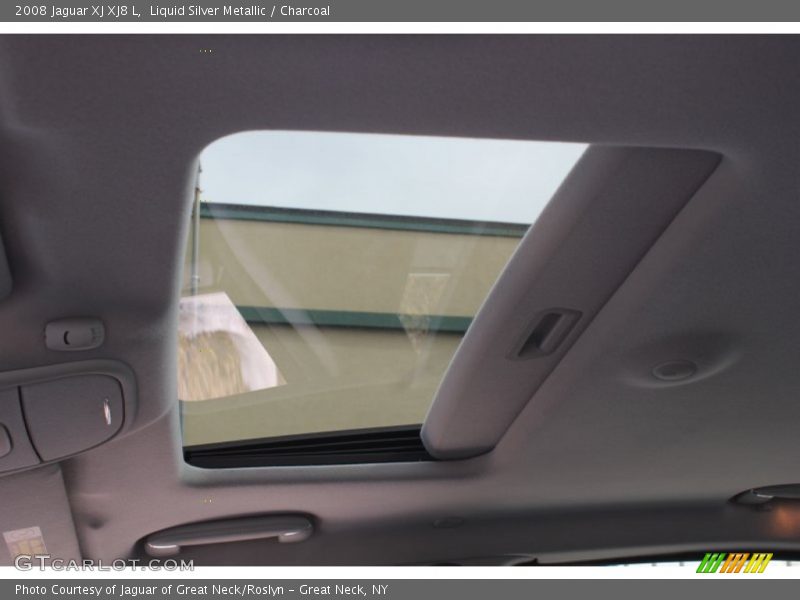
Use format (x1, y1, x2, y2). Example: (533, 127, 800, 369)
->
(179, 130, 586, 455)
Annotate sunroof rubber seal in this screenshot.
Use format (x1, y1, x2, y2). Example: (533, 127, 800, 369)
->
(183, 425, 434, 468)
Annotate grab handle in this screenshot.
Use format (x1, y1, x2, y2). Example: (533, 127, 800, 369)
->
(732, 484, 800, 506)
(145, 515, 313, 557)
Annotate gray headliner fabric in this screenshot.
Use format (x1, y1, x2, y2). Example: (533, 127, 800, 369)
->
(0, 35, 800, 564)
(0, 465, 81, 566)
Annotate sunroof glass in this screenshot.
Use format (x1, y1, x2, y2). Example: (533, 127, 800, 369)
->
(179, 131, 586, 449)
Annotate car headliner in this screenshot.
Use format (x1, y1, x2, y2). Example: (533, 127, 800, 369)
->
(0, 34, 799, 565)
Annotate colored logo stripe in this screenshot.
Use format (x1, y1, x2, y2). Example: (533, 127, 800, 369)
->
(696, 552, 773, 573)
(720, 553, 749, 573)
(745, 553, 773, 573)
(697, 553, 727, 573)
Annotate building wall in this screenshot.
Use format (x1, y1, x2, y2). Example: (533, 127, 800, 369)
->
(180, 210, 523, 447)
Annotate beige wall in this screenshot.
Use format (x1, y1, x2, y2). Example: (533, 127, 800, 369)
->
(180, 215, 522, 447)
(183, 217, 520, 315)
(182, 325, 463, 446)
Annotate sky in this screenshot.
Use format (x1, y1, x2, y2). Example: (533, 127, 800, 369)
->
(199, 131, 587, 224)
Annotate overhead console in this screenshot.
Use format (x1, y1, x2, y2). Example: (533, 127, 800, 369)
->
(422, 146, 722, 459)
(0, 361, 135, 474)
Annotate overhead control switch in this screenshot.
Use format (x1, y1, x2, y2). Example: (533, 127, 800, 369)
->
(21, 375, 124, 461)
(45, 318, 105, 351)
(0, 387, 40, 473)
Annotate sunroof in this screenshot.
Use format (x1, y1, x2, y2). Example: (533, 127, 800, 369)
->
(179, 131, 586, 452)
